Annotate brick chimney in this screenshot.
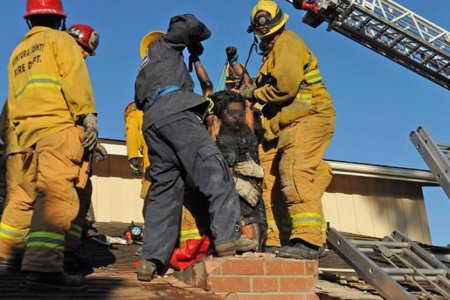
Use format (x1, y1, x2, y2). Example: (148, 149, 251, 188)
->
(174, 253, 319, 299)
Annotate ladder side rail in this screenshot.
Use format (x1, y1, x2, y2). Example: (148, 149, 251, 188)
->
(327, 228, 415, 299)
(410, 128, 450, 198)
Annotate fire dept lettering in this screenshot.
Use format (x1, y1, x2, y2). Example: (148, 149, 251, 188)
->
(12, 43, 44, 76)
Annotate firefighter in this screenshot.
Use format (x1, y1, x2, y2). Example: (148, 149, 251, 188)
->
(125, 101, 146, 179)
(0, 0, 97, 290)
(240, 0, 335, 259)
(134, 14, 257, 282)
(64, 23, 107, 270)
(124, 101, 151, 215)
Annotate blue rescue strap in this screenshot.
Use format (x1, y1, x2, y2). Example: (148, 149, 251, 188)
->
(143, 85, 182, 111)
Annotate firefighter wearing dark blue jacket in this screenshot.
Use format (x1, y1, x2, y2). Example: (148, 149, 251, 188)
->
(133, 14, 257, 282)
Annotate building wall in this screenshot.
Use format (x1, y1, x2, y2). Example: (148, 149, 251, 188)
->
(322, 174, 431, 244)
(90, 154, 432, 244)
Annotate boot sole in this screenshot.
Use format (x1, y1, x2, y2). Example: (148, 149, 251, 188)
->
(215, 249, 236, 257)
(277, 251, 317, 260)
(137, 273, 155, 282)
(25, 281, 86, 292)
(237, 243, 258, 253)
(0, 265, 21, 273)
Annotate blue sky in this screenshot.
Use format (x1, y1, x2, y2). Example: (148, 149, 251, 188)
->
(0, 1, 449, 246)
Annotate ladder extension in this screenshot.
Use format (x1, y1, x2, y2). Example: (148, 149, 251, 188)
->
(410, 127, 450, 199)
(291, 0, 450, 90)
(327, 228, 450, 299)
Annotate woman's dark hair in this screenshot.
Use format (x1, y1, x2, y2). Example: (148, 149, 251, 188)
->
(210, 90, 245, 120)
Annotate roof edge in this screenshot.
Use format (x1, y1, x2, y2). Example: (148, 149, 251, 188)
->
(98, 138, 438, 185)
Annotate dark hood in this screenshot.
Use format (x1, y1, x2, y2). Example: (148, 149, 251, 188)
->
(163, 14, 211, 51)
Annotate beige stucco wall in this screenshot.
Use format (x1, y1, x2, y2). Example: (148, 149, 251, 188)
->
(322, 175, 431, 244)
(90, 142, 432, 244)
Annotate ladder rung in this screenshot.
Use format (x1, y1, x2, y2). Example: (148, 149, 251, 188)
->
(383, 268, 447, 276)
(356, 15, 373, 30)
(373, 25, 389, 40)
(360, 248, 403, 254)
(351, 240, 409, 248)
(391, 275, 438, 282)
(437, 61, 450, 73)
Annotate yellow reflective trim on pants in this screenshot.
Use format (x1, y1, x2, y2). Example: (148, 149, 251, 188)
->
(0, 232, 26, 242)
(0, 222, 28, 242)
(14, 75, 61, 99)
(267, 219, 292, 232)
(0, 222, 28, 235)
(179, 229, 203, 243)
(28, 231, 64, 241)
(26, 241, 64, 250)
(68, 224, 82, 239)
(291, 212, 324, 228)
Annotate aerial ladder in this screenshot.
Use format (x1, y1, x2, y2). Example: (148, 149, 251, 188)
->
(288, 0, 450, 90)
(284, 1, 450, 298)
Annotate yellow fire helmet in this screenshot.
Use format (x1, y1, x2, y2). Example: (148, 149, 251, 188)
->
(249, 0, 289, 37)
(139, 30, 164, 59)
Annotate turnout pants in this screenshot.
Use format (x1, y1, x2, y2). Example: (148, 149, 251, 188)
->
(142, 110, 240, 265)
(0, 127, 83, 272)
(261, 115, 334, 247)
(65, 178, 93, 252)
(0, 152, 33, 259)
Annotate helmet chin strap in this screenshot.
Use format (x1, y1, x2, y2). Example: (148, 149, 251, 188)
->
(60, 18, 66, 31)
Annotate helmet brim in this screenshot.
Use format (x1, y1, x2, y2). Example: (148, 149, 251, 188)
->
(24, 9, 67, 19)
(140, 31, 165, 59)
(254, 13, 289, 37)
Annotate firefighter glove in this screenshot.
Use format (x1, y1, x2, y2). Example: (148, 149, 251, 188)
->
(239, 82, 257, 100)
(235, 177, 260, 207)
(234, 154, 264, 178)
(129, 157, 143, 177)
(93, 143, 108, 163)
(82, 114, 98, 151)
(226, 46, 239, 66)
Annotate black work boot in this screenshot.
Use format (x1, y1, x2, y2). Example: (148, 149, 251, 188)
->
(137, 260, 158, 282)
(64, 251, 92, 272)
(215, 235, 258, 257)
(264, 246, 281, 254)
(0, 257, 21, 273)
(25, 271, 86, 291)
(277, 239, 319, 260)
